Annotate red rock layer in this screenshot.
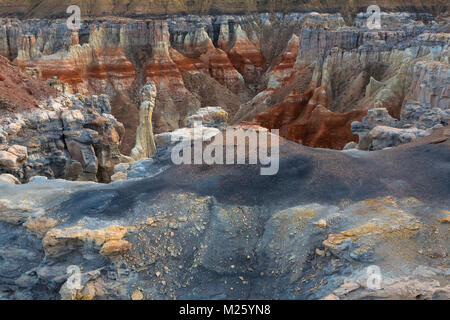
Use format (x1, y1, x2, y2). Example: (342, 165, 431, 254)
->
(18, 49, 136, 95)
(0, 55, 58, 111)
(180, 28, 248, 97)
(85, 48, 137, 92)
(144, 22, 190, 99)
(228, 26, 265, 84)
(266, 35, 300, 88)
(169, 48, 205, 73)
(16, 27, 137, 95)
(253, 85, 367, 149)
(200, 46, 247, 96)
(18, 58, 86, 93)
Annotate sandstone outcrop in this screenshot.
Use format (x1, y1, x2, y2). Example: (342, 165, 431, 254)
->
(0, 54, 58, 110)
(252, 85, 367, 149)
(0, 173, 20, 184)
(352, 51, 449, 151)
(153, 110, 225, 154)
(232, 12, 448, 149)
(227, 25, 265, 88)
(406, 59, 449, 110)
(1, 11, 448, 152)
(352, 108, 401, 150)
(364, 125, 430, 150)
(0, 10, 447, 188)
(1, 94, 129, 182)
(185, 106, 229, 129)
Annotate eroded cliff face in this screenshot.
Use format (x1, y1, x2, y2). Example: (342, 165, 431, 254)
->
(0, 55, 130, 183)
(1, 11, 447, 154)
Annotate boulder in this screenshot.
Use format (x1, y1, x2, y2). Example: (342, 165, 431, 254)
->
(0, 150, 18, 170)
(352, 108, 401, 150)
(343, 142, 357, 150)
(155, 127, 221, 148)
(185, 106, 228, 129)
(366, 126, 429, 150)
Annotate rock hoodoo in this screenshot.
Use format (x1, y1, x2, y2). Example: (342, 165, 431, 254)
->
(131, 82, 157, 160)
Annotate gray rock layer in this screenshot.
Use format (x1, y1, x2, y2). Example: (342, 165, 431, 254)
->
(0, 130, 449, 300)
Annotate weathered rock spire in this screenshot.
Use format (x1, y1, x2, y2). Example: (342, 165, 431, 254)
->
(131, 82, 157, 160)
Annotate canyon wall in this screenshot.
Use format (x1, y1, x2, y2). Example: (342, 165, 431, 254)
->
(0, 10, 448, 156)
